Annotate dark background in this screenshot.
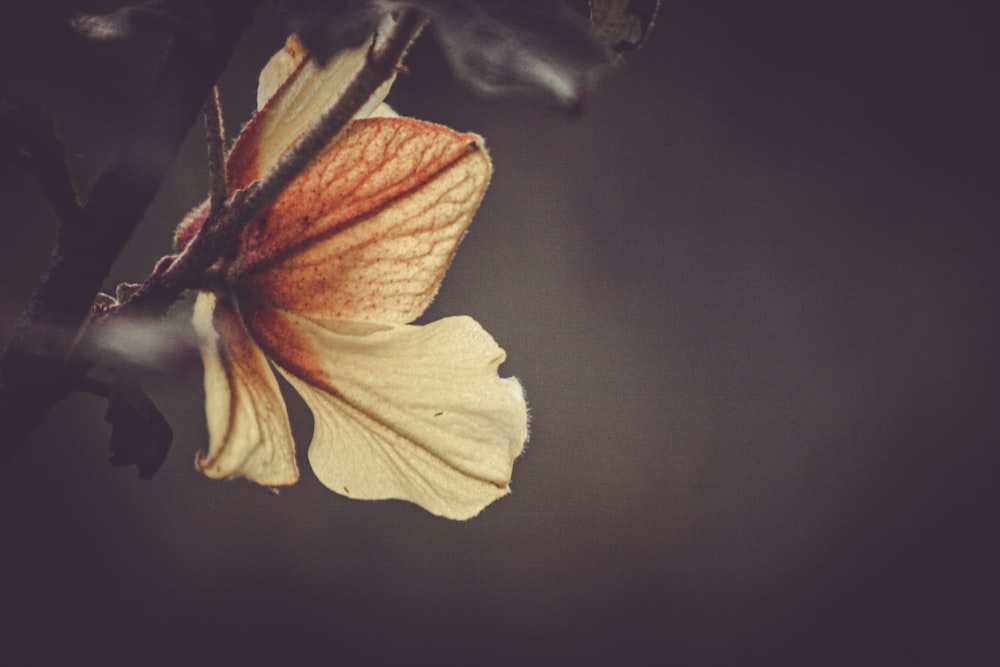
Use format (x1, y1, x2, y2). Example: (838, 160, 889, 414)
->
(2, 1, 998, 664)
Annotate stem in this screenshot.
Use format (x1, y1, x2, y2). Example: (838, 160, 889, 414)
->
(118, 9, 428, 319)
(204, 86, 229, 217)
(245, 10, 427, 215)
(0, 1, 261, 462)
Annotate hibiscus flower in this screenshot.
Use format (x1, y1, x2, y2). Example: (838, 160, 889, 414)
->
(179, 29, 528, 519)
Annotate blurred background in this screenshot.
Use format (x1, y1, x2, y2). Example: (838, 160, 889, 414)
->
(2, 1, 998, 664)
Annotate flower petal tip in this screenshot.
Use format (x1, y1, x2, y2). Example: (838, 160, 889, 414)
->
(195, 449, 301, 487)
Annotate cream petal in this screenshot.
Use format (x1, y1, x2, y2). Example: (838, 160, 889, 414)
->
(243, 305, 527, 519)
(228, 27, 397, 191)
(256, 23, 399, 115)
(192, 292, 299, 485)
(368, 102, 398, 118)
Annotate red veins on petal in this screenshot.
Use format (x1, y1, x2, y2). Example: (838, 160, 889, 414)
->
(234, 117, 492, 325)
(238, 299, 332, 393)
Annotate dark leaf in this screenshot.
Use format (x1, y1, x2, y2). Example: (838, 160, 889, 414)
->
(420, 0, 611, 110)
(0, 101, 81, 228)
(273, 0, 612, 110)
(105, 380, 173, 480)
(272, 0, 385, 62)
(589, 0, 660, 55)
(71, 0, 213, 44)
(68, 0, 216, 107)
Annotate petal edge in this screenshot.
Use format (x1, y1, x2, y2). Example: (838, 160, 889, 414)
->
(193, 292, 300, 486)
(246, 306, 527, 519)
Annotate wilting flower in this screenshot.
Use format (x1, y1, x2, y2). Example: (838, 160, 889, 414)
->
(179, 30, 527, 519)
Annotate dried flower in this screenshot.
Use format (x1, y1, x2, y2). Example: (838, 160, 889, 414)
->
(184, 32, 527, 519)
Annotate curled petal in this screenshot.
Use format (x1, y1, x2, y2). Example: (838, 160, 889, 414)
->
(227, 32, 396, 191)
(243, 305, 528, 520)
(236, 117, 491, 325)
(193, 292, 299, 485)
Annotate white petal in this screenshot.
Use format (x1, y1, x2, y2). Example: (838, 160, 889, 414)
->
(245, 307, 528, 519)
(193, 292, 299, 485)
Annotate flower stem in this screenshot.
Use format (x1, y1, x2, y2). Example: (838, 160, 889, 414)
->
(117, 9, 428, 319)
(204, 86, 229, 218)
(245, 10, 427, 216)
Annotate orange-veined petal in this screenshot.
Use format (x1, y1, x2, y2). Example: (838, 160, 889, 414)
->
(241, 303, 528, 520)
(175, 30, 398, 252)
(192, 292, 299, 485)
(234, 117, 491, 325)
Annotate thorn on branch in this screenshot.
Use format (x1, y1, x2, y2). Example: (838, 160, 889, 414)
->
(203, 86, 228, 216)
(111, 10, 428, 322)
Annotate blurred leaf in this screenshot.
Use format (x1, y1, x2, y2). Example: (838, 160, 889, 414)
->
(71, 0, 213, 43)
(274, 0, 612, 110)
(422, 0, 611, 110)
(68, 0, 216, 108)
(589, 0, 660, 55)
(106, 380, 173, 480)
(272, 0, 385, 61)
(71, 1, 150, 43)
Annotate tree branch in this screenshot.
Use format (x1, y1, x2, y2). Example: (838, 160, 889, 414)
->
(0, 0, 262, 466)
(117, 9, 427, 318)
(1, 101, 82, 229)
(203, 86, 228, 217)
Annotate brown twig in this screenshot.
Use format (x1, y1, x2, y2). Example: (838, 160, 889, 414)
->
(203, 86, 228, 217)
(116, 9, 428, 319)
(241, 10, 427, 220)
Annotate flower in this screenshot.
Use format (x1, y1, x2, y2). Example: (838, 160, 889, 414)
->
(182, 30, 528, 520)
